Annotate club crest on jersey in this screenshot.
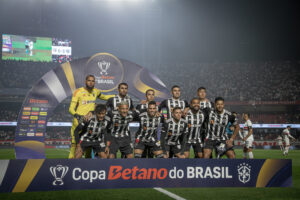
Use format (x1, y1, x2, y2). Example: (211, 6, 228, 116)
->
(237, 163, 251, 184)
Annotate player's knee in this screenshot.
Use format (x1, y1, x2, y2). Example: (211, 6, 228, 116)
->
(134, 153, 142, 158)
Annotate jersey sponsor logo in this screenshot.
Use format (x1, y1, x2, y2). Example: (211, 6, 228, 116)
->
(50, 165, 69, 186)
(237, 163, 251, 184)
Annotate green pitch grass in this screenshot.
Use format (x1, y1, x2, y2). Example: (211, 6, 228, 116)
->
(0, 149, 299, 200)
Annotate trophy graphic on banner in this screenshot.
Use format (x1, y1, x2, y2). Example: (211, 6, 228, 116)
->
(50, 165, 69, 186)
(98, 60, 110, 75)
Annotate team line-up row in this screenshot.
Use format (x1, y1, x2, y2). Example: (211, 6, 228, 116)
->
(68, 75, 295, 159)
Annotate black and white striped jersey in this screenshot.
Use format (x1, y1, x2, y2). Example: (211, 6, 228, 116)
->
(74, 115, 110, 143)
(205, 108, 237, 141)
(135, 103, 148, 114)
(199, 99, 213, 109)
(161, 118, 188, 146)
(136, 112, 161, 143)
(159, 98, 189, 119)
(106, 95, 134, 111)
(107, 110, 139, 138)
(185, 109, 207, 144)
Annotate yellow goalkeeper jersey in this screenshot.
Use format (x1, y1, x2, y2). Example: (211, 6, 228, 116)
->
(69, 87, 114, 116)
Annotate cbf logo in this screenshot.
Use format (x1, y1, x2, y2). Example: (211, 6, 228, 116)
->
(97, 60, 110, 75)
(237, 163, 251, 184)
(50, 165, 69, 186)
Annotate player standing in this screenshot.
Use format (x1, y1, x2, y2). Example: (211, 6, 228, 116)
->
(160, 107, 188, 158)
(282, 126, 295, 156)
(68, 75, 114, 159)
(106, 83, 134, 111)
(197, 87, 213, 109)
(241, 113, 254, 159)
(276, 134, 284, 151)
(203, 97, 240, 159)
(136, 89, 157, 158)
(159, 85, 189, 120)
(184, 98, 207, 158)
(106, 101, 139, 159)
(74, 104, 109, 159)
(134, 101, 164, 158)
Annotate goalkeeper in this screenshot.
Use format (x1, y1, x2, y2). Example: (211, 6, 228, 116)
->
(68, 75, 114, 158)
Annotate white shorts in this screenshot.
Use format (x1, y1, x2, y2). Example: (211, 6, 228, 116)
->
(278, 141, 283, 146)
(245, 140, 253, 148)
(284, 139, 290, 146)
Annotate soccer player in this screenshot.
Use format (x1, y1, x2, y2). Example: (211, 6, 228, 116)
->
(106, 101, 139, 159)
(241, 113, 254, 159)
(136, 89, 157, 158)
(160, 107, 188, 158)
(74, 104, 109, 159)
(276, 134, 284, 151)
(282, 126, 295, 156)
(159, 85, 189, 120)
(134, 101, 164, 158)
(136, 89, 155, 113)
(203, 97, 240, 159)
(197, 87, 213, 109)
(68, 75, 114, 159)
(106, 83, 134, 111)
(184, 98, 207, 158)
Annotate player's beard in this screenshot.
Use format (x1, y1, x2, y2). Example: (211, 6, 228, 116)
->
(86, 85, 94, 91)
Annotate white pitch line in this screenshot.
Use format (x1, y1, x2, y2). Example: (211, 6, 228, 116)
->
(153, 187, 186, 200)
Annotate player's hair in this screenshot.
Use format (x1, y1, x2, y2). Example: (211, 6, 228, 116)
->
(172, 106, 182, 112)
(118, 82, 128, 89)
(190, 97, 200, 104)
(243, 113, 250, 117)
(215, 96, 224, 103)
(287, 125, 291, 128)
(148, 101, 157, 107)
(95, 104, 106, 114)
(171, 85, 180, 91)
(197, 87, 206, 92)
(85, 74, 95, 80)
(146, 89, 155, 96)
(117, 101, 129, 107)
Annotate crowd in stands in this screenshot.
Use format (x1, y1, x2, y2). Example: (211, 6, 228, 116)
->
(0, 60, 299, 102)
(148, 60, 300, 101)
